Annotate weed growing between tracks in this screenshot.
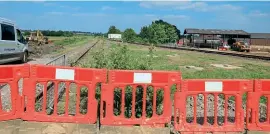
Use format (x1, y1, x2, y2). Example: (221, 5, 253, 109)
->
(51, 36, 94, 55)
(89, 43, 154, 70)
(76, 42, 173, 118)
(56, 41, 270, 124)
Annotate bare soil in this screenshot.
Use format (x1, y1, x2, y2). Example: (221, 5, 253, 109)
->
(28, 42, 64, 59)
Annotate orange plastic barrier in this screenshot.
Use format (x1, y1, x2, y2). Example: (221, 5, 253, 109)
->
(0, 64, 29, 121)
(174, 79, 253, 133)
(100, 70, 181, 126)
(4, 63, 270, 133)
(247, 79, 270, 131)
(22, 65, 106, 123)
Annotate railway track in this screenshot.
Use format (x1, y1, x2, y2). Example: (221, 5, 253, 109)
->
(0, 39, 101, 113)
(159, 45, 270, 61)
(35, 39, 101, 114)
(114, 40, 270, 61)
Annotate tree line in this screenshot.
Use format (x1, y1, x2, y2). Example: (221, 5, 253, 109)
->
(107, 19, 181, 45)
(23, 30, 74, 37)
(22, 30, 106, 37)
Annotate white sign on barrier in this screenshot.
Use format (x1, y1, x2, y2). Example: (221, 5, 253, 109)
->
(133, 73, 152, 83)
(56, 69, 75, 80)
(205, 82, 223, 92)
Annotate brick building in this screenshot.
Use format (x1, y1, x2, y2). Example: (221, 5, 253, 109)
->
(250, 33, 270, 46)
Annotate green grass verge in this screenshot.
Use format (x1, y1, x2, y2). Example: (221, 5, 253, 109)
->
(75, 41, 270, 108)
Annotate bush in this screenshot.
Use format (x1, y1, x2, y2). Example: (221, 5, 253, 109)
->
(54, 36, 87, 46)
(91, 43, 153, 70)
(88, 44, 162, 117)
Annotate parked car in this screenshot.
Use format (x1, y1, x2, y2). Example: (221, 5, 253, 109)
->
(0, 17, 28, 64)
(223, 44, 231, 49)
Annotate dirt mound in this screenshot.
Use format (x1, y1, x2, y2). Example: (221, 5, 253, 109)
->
(28, 42, 64, 58)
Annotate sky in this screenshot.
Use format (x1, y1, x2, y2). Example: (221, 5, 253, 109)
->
(0, 1, 270, 33)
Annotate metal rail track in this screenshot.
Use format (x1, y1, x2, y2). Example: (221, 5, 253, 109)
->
(35, 39, 101, 114)
(158, 45, 270, 61)
(115, 40, 270, 61)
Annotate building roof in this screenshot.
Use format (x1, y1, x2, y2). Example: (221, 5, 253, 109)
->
(250, 33, 270, 39)
(184, 28, 250, 35)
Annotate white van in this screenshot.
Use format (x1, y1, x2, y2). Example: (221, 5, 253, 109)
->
(0, 18, 28, 64)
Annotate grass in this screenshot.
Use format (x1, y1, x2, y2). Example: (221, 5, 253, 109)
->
(126, 43, 270, 79)
(49, 36, 96, 56)
(126, 43, 270, 104)
(72, 40, 270, 117)
(77, 40, 270, 79)
(53, 36, 91, 46)
(47, 36, 68, 41)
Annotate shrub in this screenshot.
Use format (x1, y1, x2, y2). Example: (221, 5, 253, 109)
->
(88, 44, 161, 117)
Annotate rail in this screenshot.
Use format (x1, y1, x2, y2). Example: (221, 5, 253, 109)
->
(110, 39, 270, 61)
(35, 39, 100, 114)
(45, 54, 67, 66)
(159, 45, 270, 61)
(70, 40, 100, 66)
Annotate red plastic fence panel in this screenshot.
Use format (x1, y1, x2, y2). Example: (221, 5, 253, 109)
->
(247, 79, 270, 131)
(22, 64, 106, 124)
(100, 70, 181, 127)
(174, 79, 253, 133)
(0, 64, 29, 121)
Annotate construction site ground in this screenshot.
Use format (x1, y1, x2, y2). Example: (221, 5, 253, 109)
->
(0, 119, 170, 134)
(28, 36, 96, 65)
(1, 119, 270, 134)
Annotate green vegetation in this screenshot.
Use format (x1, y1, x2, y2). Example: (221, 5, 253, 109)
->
(33, 39, 270, 117)
(53, 36, 89, 46)
(76, 40, 270, 117)
(49, 36, 95, 56)
(107, 26, 121, 34)
(77, 42, 162, 117)
(41, 30, 74, 37)
(107, 19, 181, 45)
(79, 42, 153, 71)
(138, 20, 180, 44)
(122, 28, 137, 43)
(23, 30, 74, 37)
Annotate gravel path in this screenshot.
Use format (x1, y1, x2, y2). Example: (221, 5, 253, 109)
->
(185, 94, 237, 125)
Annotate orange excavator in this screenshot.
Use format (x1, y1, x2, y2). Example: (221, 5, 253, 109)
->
(231, 41, 251, 52)
(26, 30, 48, 45)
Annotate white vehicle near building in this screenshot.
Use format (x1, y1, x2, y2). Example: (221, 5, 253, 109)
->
(108, 34, 122, 40)
(0, 17, 28, 64)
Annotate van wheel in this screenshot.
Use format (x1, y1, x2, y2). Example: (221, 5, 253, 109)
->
(21, 52, 28, 63)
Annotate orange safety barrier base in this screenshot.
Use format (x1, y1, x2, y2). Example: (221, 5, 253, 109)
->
(174, 79, 253, 133)
(2, 64, 270, 133)
(100, 70, 181, 127)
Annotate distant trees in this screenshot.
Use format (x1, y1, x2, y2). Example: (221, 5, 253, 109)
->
(23, 31, 31, 36)
(106, 20, 181, 45)
(107, 26, 121, 34)
(21, 29, 108, 38)
(140, 20, 180, 44)
(122, 28, 137, 42)
(41, 30, 73, 37)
